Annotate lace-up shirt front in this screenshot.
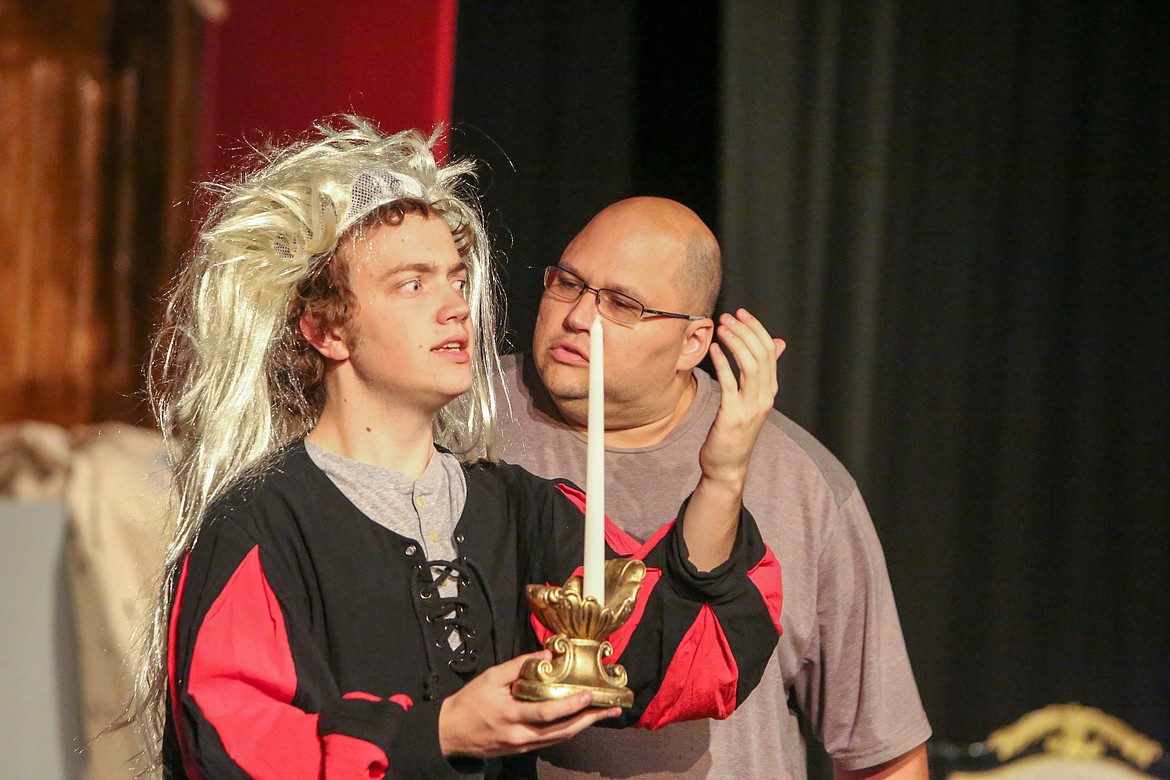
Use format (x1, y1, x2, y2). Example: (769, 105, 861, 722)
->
(308, 443, 468, 649)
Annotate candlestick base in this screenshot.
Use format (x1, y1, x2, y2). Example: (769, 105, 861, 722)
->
(512, 558, 646, 708)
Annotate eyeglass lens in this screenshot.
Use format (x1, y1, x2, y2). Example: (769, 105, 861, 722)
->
(545, 267, 644, 324)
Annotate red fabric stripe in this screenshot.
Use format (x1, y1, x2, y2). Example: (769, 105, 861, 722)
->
(323, 733, 389, 780)
(636, 604, 738, 730)
(388, 693, 414, 711)
(535, 481, 666, 657)
(168, 554, 204, 780)
(553, 481, 642, 555)
(187, 545, 322, 778)
(747, 546, 784, 636)
(342, 691, 381, 703)
(340, 691, 413, 712)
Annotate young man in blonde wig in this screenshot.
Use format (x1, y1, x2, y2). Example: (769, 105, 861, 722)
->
(136, 118, 786, 779)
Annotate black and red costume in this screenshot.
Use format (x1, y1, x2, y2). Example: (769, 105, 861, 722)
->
(164, 443, 783, 779)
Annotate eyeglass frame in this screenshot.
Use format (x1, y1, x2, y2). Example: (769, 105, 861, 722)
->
(542, 265, 707, 325)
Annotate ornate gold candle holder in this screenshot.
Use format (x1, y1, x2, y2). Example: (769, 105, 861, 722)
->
(512, 557, 647, 708)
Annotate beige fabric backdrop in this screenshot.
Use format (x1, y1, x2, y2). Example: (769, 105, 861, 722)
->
(1, 422, 172, 778)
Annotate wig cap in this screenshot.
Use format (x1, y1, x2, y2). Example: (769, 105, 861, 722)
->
(339, 169, 427, 232)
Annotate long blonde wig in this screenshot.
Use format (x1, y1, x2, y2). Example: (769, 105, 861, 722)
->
(132, 117, 503, 768)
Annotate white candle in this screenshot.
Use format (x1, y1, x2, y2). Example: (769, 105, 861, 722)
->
(584, 315, 605, 603)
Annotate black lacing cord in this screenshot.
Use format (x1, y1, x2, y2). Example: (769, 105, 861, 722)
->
(410, 554, 504, 699)
(459, 555, 502, 666)
(417, 558, 483, 678)
(408, 569, 443, 701)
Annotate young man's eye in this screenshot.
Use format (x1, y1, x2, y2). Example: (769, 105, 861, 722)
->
(401, 279, 422, 293)
(453, 278, 469, 296)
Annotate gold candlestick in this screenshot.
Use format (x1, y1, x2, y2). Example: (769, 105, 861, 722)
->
(512, 557, 647, 708)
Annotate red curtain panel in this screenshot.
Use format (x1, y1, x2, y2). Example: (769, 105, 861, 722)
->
(198, 0, 458, 177)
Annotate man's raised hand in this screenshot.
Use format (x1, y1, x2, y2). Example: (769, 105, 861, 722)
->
(683, 309, 785, 571)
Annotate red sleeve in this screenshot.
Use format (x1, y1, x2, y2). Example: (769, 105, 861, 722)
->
(636, 604, 739, 728)
(630, 516, 782, 729)
(169, 545, 402, 779)
(537, 483, 782, 730)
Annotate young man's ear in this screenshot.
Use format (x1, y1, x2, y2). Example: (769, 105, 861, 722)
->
(676, 317, 715, 372)
(299, 313, 350, 361)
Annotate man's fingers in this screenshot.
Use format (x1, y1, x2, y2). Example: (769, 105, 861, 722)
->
(487, 650, 549, 683)
(441, 655, 620, 759)
(734, 308, 775, 352)
(713, 322, 754, 399)
(772, 338, 787, 378)
(717, 315, 761, 367)
(535, 706, 623, 742)
(725, 309, 774, 356)
(516, 704, 623, 750)
(514, 692, 595, 724)
(716, 315, 771, 403)
(719, 312, 775, 377)
(708, 342, 739, 401)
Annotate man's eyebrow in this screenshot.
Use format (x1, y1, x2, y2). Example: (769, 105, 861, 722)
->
(560, 262, 642, 300)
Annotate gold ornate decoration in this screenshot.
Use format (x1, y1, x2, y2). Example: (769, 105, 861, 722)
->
(512, 557, 647, 708)
(987, 703, 1164, 770)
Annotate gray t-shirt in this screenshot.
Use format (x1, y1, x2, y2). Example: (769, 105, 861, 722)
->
(493, 353, 931, 779)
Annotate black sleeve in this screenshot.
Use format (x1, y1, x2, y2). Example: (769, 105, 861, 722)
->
(516, 473, 782, 730)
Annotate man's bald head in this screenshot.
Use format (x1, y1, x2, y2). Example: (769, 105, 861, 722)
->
(572, 197, 721, 315)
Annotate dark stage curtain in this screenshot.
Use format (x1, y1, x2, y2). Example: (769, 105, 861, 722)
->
(722, 0, 1170, 753)
(454, 0, 1170, 772)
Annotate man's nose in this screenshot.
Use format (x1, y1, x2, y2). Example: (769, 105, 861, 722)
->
(563, 288, 602, 329)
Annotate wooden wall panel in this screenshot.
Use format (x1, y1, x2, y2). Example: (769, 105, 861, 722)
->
(0, 0, 202, 427)
(1, 1, 111, 426)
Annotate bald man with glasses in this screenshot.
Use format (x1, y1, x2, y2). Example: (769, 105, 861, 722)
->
(493, 196, 931, 780)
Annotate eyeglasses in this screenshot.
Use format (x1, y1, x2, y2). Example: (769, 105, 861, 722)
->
(542, 266, 706, 326)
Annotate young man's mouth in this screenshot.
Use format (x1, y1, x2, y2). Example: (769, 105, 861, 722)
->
(432, 336, 470, 362)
